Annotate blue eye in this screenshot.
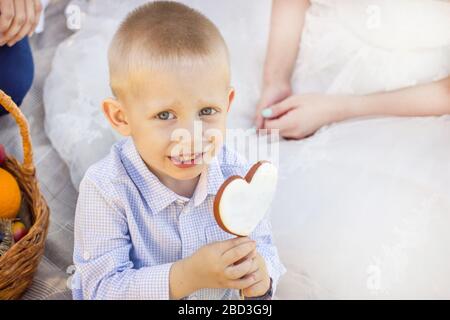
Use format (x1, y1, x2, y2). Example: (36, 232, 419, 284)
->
(199, 107, 217, 116)
(156, 111, 175, 120)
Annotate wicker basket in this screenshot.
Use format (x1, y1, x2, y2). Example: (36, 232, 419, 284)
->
(0, 90, 50, 300)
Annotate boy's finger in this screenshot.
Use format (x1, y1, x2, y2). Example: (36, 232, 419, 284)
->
(229, 257, 260, 282)
(220, 236, 252, 251)
(224, 257, 254, 280)
(246, 258, 259, 276)
(234, 248, 257, 265)
(222, 240, 256, 266)
(242, 279, 266, 297)
(228, 272, 258, 290)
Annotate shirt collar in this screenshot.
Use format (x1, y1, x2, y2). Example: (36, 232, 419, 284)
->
(205, 154, 225, 197)
(192, 154, 225, 207)
(120, 137, 225, 214)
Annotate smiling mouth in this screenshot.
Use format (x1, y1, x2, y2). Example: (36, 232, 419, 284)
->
(168, 143, 215, 167)
(168, 153, 205, 166)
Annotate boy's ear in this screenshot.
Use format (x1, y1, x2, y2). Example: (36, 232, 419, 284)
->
(102, 98, 131, 136)
(227, 87, 235, 112)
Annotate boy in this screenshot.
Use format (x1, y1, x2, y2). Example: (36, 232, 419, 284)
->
(72, 1, 286, 300)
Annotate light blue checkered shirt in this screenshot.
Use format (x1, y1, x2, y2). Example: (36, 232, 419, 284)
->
(72, 137, 286, 300)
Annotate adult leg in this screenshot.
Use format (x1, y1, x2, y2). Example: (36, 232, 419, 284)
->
(0, 37, 34, 116)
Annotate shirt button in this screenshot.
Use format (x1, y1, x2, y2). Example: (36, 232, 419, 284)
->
(83, 251, 91, 260)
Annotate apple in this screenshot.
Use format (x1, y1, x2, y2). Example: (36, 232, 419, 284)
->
(12, 221, 28, 242)
(0, 144, 5, 166)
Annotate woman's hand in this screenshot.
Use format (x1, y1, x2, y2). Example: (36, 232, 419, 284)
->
(255, 81, 292, 129)
(0, 0, 43, 47)
(260, 76, 450, 140)
(262, 94, 348, 140)
(255, 0, 310, 129)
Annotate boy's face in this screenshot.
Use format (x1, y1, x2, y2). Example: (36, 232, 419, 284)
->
(103, 62, 234, 182)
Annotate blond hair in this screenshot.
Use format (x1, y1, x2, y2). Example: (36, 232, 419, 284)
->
(108, 1, 230, 101)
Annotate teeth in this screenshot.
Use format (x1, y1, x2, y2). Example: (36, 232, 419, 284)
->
(181, 155, 194, 161)
(172, 154, 200, 162)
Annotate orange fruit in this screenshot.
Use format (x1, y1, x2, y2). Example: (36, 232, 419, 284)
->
(0, 168, 21, 219)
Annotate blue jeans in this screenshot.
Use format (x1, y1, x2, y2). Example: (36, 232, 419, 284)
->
(0, 37, 34, 117)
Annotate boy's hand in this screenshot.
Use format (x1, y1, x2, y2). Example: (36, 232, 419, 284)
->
(186, 237, 260, 292)
(242, 252, 271, 298)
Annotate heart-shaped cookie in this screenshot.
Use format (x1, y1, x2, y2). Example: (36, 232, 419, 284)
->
(213, 161, 278, 237)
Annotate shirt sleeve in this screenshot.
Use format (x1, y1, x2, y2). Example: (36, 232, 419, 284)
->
(249, 216, 287, 298)
(73, 177, 173, 300)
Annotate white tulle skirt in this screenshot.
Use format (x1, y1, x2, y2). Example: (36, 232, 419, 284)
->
(44, 0, 450, 298)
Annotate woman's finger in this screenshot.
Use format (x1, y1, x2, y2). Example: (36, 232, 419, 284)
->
(255, 98, 272, 129)
(254, 113, 264, 130)
(8, 0, 34, 46)
(260, 96, 298, 120)
(3, 0, 25, 46)
(0, 0, 15, 37)
(264, 110, 297, 136)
